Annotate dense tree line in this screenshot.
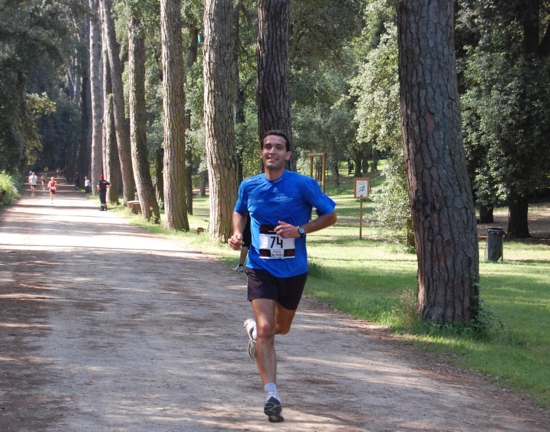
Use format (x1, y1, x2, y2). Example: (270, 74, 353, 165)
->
(2, 0, 549, 323)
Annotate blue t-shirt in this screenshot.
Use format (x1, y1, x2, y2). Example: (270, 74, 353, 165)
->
(234, 170, 336, 278)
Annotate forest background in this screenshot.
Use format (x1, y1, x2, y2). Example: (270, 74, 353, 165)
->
(2, 0, 549, 240)
(1, 0, 550, 409)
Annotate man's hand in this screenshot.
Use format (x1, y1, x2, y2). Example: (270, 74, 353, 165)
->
(274, 221, 300, 239)
(229, 233, 244, 250)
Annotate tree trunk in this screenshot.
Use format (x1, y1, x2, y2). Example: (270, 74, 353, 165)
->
(332, 160, 340, 188)
(203, 0, 239, 241)
(155, 146, 164, 208)
(397, 0, 479, 323)
(128, 13, 160, 223)
(102, 31, 120, 204)
(161, 0, 190, 231)
(353, 157, 362, 177)
(507, 191, 530, 238)
(184, 26, 199, 216)
(236, 85, 245, 185)
(101, 0, 135, 204)
(371, 146, 378, 172)
(479, 203, 493, 224)
(184, 111, 194, 215)
(200, 171, 208, 197)
(234, 0, 245, 186)
(80, 67, 92, 184)
(257, 0, 295, 171)
(89, 0, 103, 195)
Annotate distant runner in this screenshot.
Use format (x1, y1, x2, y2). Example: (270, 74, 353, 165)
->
(28, 172, 38, 197)
(48, 177, 57, 204)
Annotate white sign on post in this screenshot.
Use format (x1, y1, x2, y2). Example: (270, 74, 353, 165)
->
(354, 178, 370, 199)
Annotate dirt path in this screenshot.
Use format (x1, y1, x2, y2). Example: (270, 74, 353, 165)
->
(1, 181, 549, 431)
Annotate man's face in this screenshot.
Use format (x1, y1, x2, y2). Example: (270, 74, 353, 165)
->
(260, 135, 291, 171)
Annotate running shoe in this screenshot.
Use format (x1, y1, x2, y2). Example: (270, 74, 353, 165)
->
(243, 318, 257, 360)
(264, 394, 284, 423)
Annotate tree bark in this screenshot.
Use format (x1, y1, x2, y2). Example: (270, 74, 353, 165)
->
(184, 25, 199, 216)
(128, 13, 160, 223)
(371, 146, 378, 172)
(101, 22, 120, 204)
(155, 147, 164, 208)
(203, 0, 239, 241)
(101, 0, 135, 204)
(89, 0, 103, 195)
(233, 0, 245, 186)
(507, 191, 530, 238)
(160, 0, 190, 231)
(397, 0, 479, 323)
(184, 110, 193, 215)
(77, 18, 91, 183)
(257, 0, 295, 171)
(479, 203, 493, 224)
(79, 75, 92, 182)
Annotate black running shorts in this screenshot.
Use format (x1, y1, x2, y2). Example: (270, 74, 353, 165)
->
(245, 268, 308, 311)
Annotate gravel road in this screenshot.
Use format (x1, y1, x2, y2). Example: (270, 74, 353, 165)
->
(0, 181, 548, 431)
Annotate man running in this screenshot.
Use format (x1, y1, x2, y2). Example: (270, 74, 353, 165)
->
(97, 174, 110, 211)
(229, 130, 337, 423)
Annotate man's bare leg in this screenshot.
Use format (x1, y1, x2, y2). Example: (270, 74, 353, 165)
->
(251, 299, 296, 422)
(251, 299, 296, 384)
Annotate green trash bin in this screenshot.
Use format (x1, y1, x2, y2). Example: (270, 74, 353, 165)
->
(486, 228, 505, 262)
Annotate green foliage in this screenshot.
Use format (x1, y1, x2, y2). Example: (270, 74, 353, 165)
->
(290, 0, 365, 67)
(27, 93, 57, 117)
(290, 0, 365, 173)
(461, 50, 550, 201)
(303, 224, 550, 407)
(35, 91, 81, 169)
(350, 20, 399, 152)
(350, 4, 411, 244)
(372, 157, 412, 244)
(0, 0, 86, 173)
(307, 258, 332, 280)
(458, 1, 550, 203)
(416, 300, 504, 341)
(0, 171, 21, 206)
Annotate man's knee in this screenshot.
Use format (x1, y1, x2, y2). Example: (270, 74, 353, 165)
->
(257, 320, 276, 338)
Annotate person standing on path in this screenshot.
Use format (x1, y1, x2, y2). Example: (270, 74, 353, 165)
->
(229, 130, 337, 423)
(28, 172, 38, 196)
(48, 177, 57, 204)
(97, 174, 110, 211)
(84, 176, 91, 196)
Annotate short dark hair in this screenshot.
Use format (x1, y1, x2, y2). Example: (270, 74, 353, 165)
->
(261, 130, 291, 151)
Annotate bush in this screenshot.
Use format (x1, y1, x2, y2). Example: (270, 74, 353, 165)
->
(0, 171, 21, 206)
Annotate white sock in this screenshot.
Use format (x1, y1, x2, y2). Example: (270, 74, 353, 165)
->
(264, 382, 279, 399)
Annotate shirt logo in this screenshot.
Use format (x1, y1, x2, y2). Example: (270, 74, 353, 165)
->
(274, 194, 293, 203)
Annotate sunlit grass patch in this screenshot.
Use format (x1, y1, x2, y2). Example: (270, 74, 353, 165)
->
(117, 186, 550, 407)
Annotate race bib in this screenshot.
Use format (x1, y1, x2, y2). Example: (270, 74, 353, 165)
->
(258, 225, 295, 259)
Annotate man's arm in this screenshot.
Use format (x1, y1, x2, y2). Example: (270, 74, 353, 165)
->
(229, 211, 247, 250)
(275, 211, 337, 239)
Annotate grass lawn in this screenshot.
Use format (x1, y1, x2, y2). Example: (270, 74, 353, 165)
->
(120, 175, 550, 408)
